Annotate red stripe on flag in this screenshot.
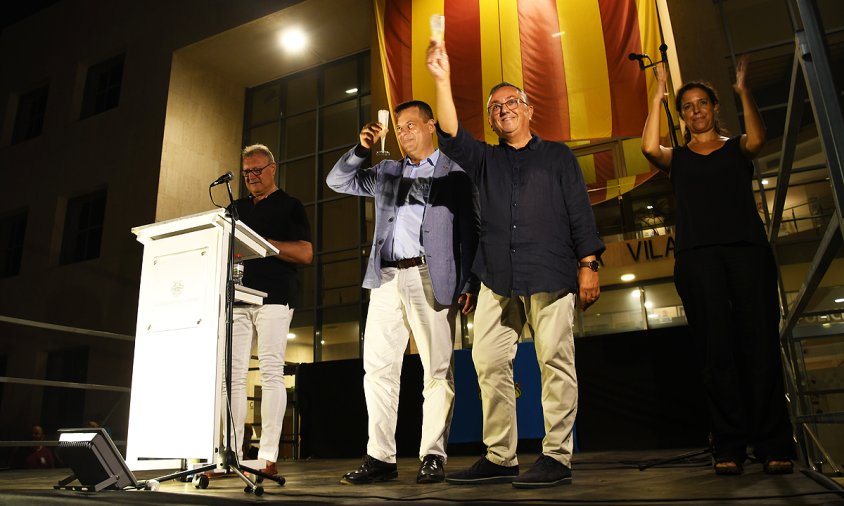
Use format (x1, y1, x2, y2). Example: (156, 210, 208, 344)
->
(517, 0, 569, 141)
(594, 150, 615, 183)
(599, 0, 649, 137)
(588, 186, 607, 206)
(445, 2, 484, 139)
(384, 0, 413, 106)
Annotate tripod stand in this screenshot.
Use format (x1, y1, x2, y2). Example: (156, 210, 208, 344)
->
(637, 446, 712, 471)
(143, 177, 283, 496)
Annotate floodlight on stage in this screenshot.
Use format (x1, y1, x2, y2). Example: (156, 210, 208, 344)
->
(55, 428, 140, 492)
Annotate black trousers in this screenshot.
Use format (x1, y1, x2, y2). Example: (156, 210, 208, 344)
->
(674, 243, 795, 462)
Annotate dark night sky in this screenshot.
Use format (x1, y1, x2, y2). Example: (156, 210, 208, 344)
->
(0, 0, 60, 31)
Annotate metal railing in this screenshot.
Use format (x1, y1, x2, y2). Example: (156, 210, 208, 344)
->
(767, 0, 844, 477)
(0, 316, 133, 460)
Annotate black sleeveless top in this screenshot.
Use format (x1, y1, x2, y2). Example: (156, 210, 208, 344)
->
(670, 136, 767, 253)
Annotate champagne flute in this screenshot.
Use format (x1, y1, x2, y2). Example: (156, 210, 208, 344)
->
(430, 14, 445, 44)
(376, 109, 390, 157)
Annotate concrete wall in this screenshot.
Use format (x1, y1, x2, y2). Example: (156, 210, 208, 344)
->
(157, 53, 244, 222)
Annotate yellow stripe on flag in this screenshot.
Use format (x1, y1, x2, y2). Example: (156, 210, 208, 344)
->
(480, 0, 525, 144)
(411, 0, 444, 115)
(575, 152, 597, 185)
(623, 137, 652, 175)
(618, 175, 637, 195)
(556, 1, 612, 140)
(636, 0, 667, 134)
(605, 176, 636, 200)
(479, 0, 503, 144)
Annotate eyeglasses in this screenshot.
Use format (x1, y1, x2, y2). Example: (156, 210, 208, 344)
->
(242, 162, 273, 177)
(488, 97, 527, 114)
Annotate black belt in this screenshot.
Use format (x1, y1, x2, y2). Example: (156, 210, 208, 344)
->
(381, 256, 426, 269)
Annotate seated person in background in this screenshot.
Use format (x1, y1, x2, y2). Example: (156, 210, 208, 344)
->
(12, 425, 57, 469)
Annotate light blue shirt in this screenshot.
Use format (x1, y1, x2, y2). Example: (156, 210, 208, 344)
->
(382, 150, 439, 262)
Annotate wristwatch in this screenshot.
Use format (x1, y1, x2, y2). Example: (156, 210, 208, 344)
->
(578, 260, 600, 272)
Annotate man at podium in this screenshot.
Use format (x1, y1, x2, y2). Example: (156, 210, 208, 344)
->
(230, 144, 313, 478)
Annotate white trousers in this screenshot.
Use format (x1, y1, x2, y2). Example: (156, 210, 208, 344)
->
(472, 284, 577, 467)
(363, 264, 457, 464)
(226, 304, 293, 464)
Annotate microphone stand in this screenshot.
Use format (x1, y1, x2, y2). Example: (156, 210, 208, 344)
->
(632, 44, 680, 148)
(145, 177, 282, 496)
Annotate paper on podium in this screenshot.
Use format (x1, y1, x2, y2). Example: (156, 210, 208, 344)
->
(235, 285, 267, 305)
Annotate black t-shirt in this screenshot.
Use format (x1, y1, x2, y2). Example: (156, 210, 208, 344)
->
(670, 136, 767, 253)
(234, 189, 311, 307)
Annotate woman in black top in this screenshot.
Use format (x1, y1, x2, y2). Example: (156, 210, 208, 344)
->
(641, 58, 795, 476)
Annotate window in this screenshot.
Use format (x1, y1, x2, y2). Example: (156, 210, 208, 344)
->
(0, 210, 27, 278)
(80, 54, 125, 118)
(244, 52, 371, 362)
(12, 85, 48, 143)
(60, 189, 106, 264)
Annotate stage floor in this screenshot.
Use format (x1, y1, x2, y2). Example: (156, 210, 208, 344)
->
(1, 449, 842, 505)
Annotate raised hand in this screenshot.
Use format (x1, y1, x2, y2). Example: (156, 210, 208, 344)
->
(733, 55, 750, 94)
(653, 62, 668, 101)
(359, 122, 384, 150)
(426, 39, 450, 82)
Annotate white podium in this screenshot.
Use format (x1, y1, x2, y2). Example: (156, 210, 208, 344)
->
(125, 209, 277, 471)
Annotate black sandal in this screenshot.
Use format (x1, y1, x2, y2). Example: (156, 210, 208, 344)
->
(763, 458, 793, 475)
(714, 459, 743, 476)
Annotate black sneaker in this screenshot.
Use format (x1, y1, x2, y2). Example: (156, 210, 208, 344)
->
(340, 455, 398, 485)
(512, 455, 572, 488)
(417, 454, 446, 484)
(445, 456, 519, 484)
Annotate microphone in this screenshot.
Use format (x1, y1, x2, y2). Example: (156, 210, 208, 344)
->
(210, 171, 233, 187)
(628, 53, 648, 61)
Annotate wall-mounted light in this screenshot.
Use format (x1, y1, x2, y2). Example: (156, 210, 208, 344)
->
(761, 179, 769, 185)
(287, 333, 296, 340)
(279, 28, 307, 52)
(345, 88, 359, 94)
(620, 273, 635, 282)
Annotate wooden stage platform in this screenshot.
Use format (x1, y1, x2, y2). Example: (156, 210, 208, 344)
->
(1, 450, 842, 505)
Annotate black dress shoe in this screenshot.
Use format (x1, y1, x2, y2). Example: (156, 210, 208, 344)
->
(340, 455, 398, 485)
(512, 455, 571, 488)
(417, 454, 445, 484)
(446, 456, 519, 484)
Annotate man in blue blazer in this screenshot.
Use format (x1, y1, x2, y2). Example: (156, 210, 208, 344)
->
(327, 100, 479, 485)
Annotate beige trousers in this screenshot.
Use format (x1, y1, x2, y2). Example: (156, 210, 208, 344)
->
(472, 284, 577, 467)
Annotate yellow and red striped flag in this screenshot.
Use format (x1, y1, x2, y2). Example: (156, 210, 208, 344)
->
(374, 0, 668, 205)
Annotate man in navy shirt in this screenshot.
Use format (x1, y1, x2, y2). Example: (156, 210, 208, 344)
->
(427, 41, 604, 489)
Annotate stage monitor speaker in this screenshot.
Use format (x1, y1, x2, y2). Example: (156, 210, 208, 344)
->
(54, 427, 139, 492)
